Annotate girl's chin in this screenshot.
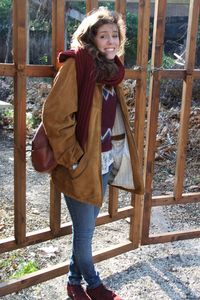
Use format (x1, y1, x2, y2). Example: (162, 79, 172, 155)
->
(105, 54, 116, 60)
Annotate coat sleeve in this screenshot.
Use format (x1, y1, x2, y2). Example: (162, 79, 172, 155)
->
(42, 58, 84, 168)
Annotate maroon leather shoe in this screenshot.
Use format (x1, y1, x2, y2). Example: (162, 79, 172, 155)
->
(67, 283, 92, 300)
(87, 284, 123, 300)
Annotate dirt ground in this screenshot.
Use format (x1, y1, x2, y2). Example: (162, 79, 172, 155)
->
(0, 121, 200, 299)
(0, 79, 200, 299)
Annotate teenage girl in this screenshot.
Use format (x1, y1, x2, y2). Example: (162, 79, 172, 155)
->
(43, 7, 143, 300)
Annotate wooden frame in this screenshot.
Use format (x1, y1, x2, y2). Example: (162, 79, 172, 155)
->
(0, 0, 199, 296)
(141, 0, 200, 245)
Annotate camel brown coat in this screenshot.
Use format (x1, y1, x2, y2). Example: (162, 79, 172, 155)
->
(42, 58, 144, 207)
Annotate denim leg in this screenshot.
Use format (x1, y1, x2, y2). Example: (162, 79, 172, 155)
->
(64, 168, 111, 288)
(65, 198, 101, 288)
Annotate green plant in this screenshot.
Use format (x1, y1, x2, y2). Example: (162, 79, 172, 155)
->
(0, 251, 34, 281)
(4, 107, 13, 117)
(10, 260, 38, 279)
(0, 254, 16, 269)
(0, 109, 40, 129)
(66, 17, 81, 49)
(99, 2, 114, 10)
(0, 0, 12, 23)
(0, 108, 13, 127)
(39, 54, 48, 64)
(125, 11, 138, 67)
(0, 1, 12, 38)
(26, 112, 38, 129)
(162, 53, 175, 69)
(148, 52, 175, 70)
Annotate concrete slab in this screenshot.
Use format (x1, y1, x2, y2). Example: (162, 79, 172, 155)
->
(0, 100, 13, 110)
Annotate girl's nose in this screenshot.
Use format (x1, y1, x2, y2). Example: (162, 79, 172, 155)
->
(107, 36, 113, 44)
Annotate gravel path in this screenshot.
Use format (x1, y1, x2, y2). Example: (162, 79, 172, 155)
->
(1, 238, 200, 300)
(0, 130, 200, 300)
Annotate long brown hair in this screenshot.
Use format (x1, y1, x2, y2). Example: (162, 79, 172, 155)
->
(71, 7, 126, 80)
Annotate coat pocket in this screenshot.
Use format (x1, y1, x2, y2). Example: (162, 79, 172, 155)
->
(68, 153, 88, 179)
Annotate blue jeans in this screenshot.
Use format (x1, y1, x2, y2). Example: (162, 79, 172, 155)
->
(64, 169, 111, 289)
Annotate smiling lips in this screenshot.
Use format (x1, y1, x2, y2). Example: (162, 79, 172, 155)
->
(105, 48, 116, 53)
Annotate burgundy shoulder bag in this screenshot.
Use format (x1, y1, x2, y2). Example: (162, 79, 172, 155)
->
(31, 122, 57, 173)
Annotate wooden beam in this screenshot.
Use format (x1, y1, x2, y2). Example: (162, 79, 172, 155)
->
(115, 0, 126, 17)
(125, 68, 141, 79)
(174, 0, 200, 200)
(160, 69, 200, 79)
(0, 64, 15, 76)
(152, 193, 200, 206)
(193, 70, 200, 79)
(0, 207, 134, 253)
(142, 0, 167, 243)
(64, 0, 190, 3)
(142, 229, 200, 245)
(134, 0, 150, 156)
(130, 0, 150, 248)
(52, 0, 65, 69)
(115, 0, 126, 64)
(159, 69, 186, 79)
(1, 65, 198, 81)
(49, 0, 65, 236)
(86, 0, 98, 13)
(108, 186, 119, 217)
(25, 65, 55, 77)
(12, 0, 27, 245)
(50, 180, 61, 234)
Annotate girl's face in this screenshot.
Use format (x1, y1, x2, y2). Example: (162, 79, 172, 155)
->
(94, 23, 120, 60)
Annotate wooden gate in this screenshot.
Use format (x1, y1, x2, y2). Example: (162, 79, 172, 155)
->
(0, 0, 199, 296)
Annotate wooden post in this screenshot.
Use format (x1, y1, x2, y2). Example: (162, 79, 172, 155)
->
(115, 0, 126, 64)
(174, 0, 200, 200)
(115, 0, 126, 17)
(50, 0, 65, 231)
(107, 1, 126, 218)
(13, 0, 27, 245)
(50, 180, 61, 234)
(130, 0, 150, 248)
(52, 0, 65, 69)
(141, 0, 167, 244)
(108, 186, 119, 217)
(86, 0, 98, 13)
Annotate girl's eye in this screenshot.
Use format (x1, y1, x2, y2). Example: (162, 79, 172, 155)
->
(98, 34, 118, 39)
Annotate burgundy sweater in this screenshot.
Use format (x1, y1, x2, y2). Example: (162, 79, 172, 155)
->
(101, 86, 117, 152)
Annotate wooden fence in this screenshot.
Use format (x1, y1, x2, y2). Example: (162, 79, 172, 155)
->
(0, 0, 199, 296)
